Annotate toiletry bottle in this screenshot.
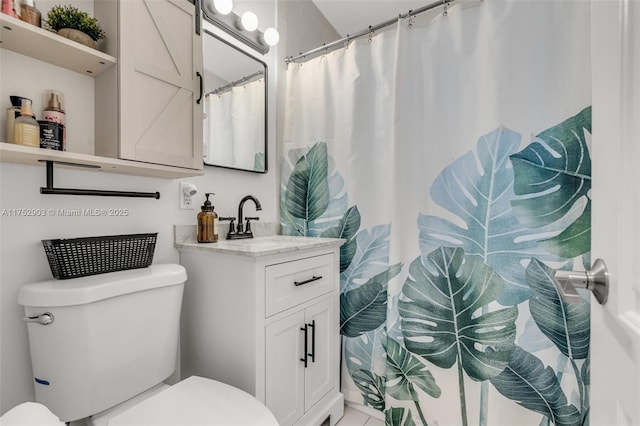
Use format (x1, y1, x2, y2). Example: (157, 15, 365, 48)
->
(6, 96, 29, 143)
(1, 0, 15, 16)
(43, 91, 65, 148)
(197, 193, 219, 243)
(13, 98, 40, 147)
(19, 0, 39, 27)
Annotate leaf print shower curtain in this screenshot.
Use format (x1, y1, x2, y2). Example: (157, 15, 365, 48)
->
(281, 1, 592, 425)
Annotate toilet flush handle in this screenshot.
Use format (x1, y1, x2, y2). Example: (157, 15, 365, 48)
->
(21, 313, 54, 325)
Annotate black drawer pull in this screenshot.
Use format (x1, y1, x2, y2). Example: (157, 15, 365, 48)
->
(294, 275, 323, 286)
(300, 324, 308, 368)
(308, 320, 316, 363)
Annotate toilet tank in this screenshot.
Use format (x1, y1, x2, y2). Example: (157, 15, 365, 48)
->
(18, 264, 187, 422)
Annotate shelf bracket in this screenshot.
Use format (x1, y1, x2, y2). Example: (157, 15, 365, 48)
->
(39, 160, 161, 199)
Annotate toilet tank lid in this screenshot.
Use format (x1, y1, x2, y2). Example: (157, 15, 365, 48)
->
(18, 264, 187, 307)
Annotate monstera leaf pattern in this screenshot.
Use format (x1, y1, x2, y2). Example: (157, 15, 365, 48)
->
(490, 347, 581, 426)
(321, 206, 361, 272)
(340, 264, 401, 337)
(281, 142, 349, 236)
(510, 107, 592, 258)
(386, 407, 417, 426)
(418, 127, 564, 306)
(527, 259, 590, 360)
(386, 338, 441, 425)
(351, 369, 387, 411)
(342, 225, 392, 292)
(399, 247, 518, 425)
(280, 107, 591, 425)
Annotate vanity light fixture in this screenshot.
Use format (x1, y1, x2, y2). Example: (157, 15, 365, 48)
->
(262, 27, 280, 47)
(239, 11, 259, 32)
(212, 0, 233, 15)
(201, 0, 278, 54)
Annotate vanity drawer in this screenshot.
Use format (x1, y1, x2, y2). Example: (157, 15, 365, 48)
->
(265, 254, 334, 317)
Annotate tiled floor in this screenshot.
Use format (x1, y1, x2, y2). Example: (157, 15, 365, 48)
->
(336, 405, 384, 426)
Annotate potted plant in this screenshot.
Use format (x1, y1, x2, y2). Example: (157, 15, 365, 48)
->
(44, 5, 105, 49)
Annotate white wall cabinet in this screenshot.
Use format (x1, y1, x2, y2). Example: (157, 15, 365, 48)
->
(97, 0, 203, 170)
(178, 242, 344, 426)
(0, 0, 204, 177)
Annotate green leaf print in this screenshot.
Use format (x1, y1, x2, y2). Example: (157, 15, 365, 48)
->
(489, 346, 581, 426)
(284, 142, 329, 223)
(418, 127, 563, 306)
(510, 107, 591, 258)
(527, 259, 590, 360)
(321, 206, 361, 272)
(386, 338, 440, 426)
(399, 247, 518, 426)
(340, 264, 402, 337)
(386, 407, 417, 426)
(351, 369, 387, 411)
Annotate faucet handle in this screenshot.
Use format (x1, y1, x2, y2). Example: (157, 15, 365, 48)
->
(219, 217, 236, 234)
(245, 217, 259, 235)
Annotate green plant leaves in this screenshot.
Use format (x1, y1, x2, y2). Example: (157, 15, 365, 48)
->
(45, 4, 105, 41)
(490, 346, 581, 426)
(342, 225, 392, 293)
(399, 247, 518, 381)
(510, 107, 592, 258)
(386, 338, 441, 401)
(284, 142, 329, 223)
(350, 369, 387, 411)
(321, 206, 361, 272)
(386, 407, 417, 426)
(341, 264, 402, 337)
(527, 259, 590, 359)
(418, 127, 562, 305)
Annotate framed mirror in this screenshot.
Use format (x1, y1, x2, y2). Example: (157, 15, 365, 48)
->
(202, 30, 267, 172)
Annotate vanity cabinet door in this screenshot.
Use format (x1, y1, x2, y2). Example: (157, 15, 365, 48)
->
(266, 310, 305, 426)
(118, 0, 203, 169)
(304, 297, 335, 411)
(265, 297, 336, 425)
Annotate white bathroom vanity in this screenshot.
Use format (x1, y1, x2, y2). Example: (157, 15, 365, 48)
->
(175, 230, 344, 426)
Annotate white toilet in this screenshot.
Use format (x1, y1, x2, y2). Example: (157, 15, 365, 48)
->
(18, 264, 278, 425)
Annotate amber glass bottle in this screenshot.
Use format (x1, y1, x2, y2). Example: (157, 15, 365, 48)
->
(197, 193, 218, 243)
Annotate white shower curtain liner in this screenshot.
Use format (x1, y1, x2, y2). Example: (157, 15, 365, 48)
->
(282, 1, 592, 424)
(204, 78, 265, 170)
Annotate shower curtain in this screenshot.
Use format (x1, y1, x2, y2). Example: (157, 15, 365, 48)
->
(204, 78, 265, 170)
(281, 1, 591, 425)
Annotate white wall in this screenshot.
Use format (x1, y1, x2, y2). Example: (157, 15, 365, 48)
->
(0, 0, 337, 415)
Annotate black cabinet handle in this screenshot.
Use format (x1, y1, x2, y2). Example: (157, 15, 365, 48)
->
(300, 324, 308, 368)
(308, 320, 316, 363)
(196, 72, 203, 104)
(294, 276, 322, 287)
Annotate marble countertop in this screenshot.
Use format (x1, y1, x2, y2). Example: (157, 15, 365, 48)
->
(174, 225, 344, 258)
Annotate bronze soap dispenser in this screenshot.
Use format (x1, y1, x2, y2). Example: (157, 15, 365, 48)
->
(197, 193, 218, 243)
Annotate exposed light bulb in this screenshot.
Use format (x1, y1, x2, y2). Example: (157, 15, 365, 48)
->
(263, 27, 280, 46)
(213, 0, 233, 15)
(240, 11, 259, 31)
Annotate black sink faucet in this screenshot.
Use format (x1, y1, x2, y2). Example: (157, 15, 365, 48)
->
(235, 195, 262, 235)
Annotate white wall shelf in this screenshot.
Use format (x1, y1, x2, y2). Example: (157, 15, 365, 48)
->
(0, 14, 116, 76)
(0, 143, 204, 179)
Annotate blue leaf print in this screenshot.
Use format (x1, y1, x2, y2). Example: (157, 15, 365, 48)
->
(341, 224, 392, 293)
(418, 127, 564, 305)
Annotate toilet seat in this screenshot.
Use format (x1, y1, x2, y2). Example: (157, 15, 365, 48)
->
(107, 376, 278, 426)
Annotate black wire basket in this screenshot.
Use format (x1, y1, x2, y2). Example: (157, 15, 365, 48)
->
(42, 233, 158, 280)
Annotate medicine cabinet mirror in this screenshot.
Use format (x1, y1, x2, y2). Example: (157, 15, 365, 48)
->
(202, 30, 267, 173)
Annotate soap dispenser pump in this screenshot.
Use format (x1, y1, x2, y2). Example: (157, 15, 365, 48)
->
(197, 193, 219, 243)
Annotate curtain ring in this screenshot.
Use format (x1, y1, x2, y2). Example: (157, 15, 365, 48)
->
(368, 26, 373, 43)
(408, 14, 415, 28)
(443, 3, 449, 16)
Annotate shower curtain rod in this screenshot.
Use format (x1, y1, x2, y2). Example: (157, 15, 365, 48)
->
(285, 0, 456, 64)
(207, 70, 265, 96)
